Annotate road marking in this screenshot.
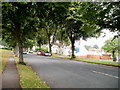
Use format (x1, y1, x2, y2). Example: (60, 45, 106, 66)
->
(93, 71, 119, 79)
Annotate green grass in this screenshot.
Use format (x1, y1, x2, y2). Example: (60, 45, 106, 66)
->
(52, 54, 120, 67)
(52, 54, 70, 59)
(0, 49, 12, 73)
(14, 57, 49, 88)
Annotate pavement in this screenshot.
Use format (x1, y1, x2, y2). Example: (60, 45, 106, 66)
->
(24, 54, 119, 88)
(2, 56, 21, 88)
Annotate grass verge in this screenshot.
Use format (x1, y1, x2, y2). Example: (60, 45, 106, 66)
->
(0, 49, 12, 73)
(14, 56, 49, 88)
(52, 54, 120, 67)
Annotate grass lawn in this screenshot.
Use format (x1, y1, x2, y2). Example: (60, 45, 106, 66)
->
(0, 49, 12, 73)
(14, 57, 49, 88)
(52, 53, 120, 67)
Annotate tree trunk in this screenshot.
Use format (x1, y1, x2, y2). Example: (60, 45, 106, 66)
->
(18, 40, 24, 63)
(14, 42, 19, 57)
(48, 36, 52, 55)
(70, 38, 75, 58)
(112, 50, 116, 61)
(13, 28, 24, 63)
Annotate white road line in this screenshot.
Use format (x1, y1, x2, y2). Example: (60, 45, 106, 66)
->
(93, 71, 119, 79)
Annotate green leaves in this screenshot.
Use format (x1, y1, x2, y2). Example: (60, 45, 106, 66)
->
(2, 2, 119, 59)
(102, 37, 119, 53)
(102, 37, 119, 61)
(95, 2, 120, 32)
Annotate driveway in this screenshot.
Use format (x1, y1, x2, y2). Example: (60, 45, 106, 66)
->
(24, 54, 119, 88)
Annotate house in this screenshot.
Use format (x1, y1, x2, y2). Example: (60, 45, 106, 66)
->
(51, 39, 112, 60)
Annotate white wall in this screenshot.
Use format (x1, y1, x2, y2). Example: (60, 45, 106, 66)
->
(51, 40, 88, 56)
(51, 39, 104, 57)
(74, 40, 88, 56)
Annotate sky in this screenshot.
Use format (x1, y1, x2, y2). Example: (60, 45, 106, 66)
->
(81, 29, 118, 49)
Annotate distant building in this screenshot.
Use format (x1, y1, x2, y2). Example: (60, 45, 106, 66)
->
(51, 39, 112, 60)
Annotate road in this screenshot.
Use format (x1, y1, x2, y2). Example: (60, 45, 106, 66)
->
(24, 54, 119, 88)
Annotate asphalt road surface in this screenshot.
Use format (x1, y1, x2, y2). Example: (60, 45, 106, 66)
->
(24, 54, 119, 88)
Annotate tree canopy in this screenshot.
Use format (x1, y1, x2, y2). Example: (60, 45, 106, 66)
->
(2, 2, 119, 62)
(2, 2, 37, 63)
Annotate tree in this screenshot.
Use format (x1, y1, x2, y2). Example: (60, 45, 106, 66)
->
(92, 2, 120, 41)
(23, 39, 35, 51)
(60, 2, 101, 58)
(55, 26, 71, 47)
(35, 2, 71, 54)
(76, 2, 119, 38)
(96, 2, 120, 32)
(2, 31, 16, 48)
(2, 2, 37, 63)
(102, 38, 119, 61)
(36, 28, 48, 50)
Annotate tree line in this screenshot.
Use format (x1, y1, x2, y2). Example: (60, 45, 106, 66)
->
(2, 2, 119, 63)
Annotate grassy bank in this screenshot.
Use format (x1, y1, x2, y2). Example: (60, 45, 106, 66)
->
(52, 54, 120, 67)
(14, 57, 49, 88)
(0, 49, 12, 73)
